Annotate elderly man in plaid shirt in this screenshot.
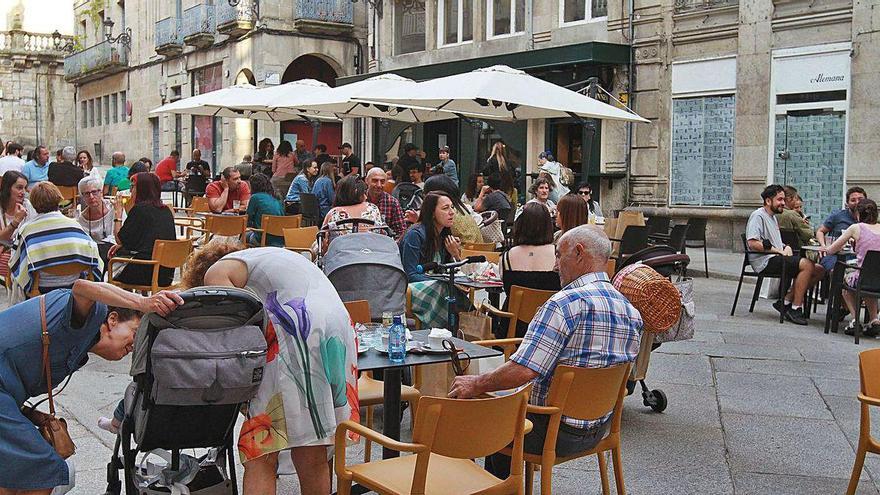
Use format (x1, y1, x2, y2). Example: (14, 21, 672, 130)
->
(449, 225, 643, 478)
(365, 167, 407, 239)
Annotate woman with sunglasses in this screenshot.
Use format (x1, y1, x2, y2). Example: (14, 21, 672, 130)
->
(76, 176, 124, 265)
(575, 182, 603, 222)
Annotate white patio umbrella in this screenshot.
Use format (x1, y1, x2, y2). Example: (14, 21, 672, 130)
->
(353, 65, 649, 123)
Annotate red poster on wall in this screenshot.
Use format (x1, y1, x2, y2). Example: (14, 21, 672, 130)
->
(193, 64, 223, 174)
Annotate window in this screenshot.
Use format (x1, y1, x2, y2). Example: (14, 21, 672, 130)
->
(560, 0, 607, 24)
(88, 99, 94, 127)
(119, 90, 127, 122)
(394, 0, 425, 54)
(81, 101, 87, 128)
(96, 97, 102, 126)
(439, 0, 473, 46)
(174, 114, 182, 155)
(103, 95, 110, 124)
(488, 0, 524, 38)
(110, 93, 118, 124)
(670, 95, 735, 207)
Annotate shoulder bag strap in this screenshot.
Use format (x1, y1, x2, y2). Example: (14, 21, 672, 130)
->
(39, 296, 56, 416)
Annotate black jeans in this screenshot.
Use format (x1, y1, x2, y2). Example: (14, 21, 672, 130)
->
(484, 412, 610, 479)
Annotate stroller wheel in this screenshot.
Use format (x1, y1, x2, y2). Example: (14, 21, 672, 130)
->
(643, 389, 668, 413)
(626, 380, 636, 396)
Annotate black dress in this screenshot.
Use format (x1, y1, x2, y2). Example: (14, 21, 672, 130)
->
(495, 249, 561, 339)
(483, 157, 515, 197)
(115, 204, 177, 287)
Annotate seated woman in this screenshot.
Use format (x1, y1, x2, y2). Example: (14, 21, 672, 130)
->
(246, 173, 284, 247)
(109, 173, 177, 287)
(514, 177, 557, 220)
(8, 182, 101, 299)
(285, 159, 317, 203)
(323, 175, 384, 235)
(497, 202, 561, 338)
(473, 173, 513, 225)
(399, 191, 463, 327)
(312, 161, 337, 219)
(76, 176, 124, 264)
(424, 174, 483, 244)
(823, 198, 880, 336)
(0, 170, 37, 281)
(461, 173, 484, 208)
(554, 193, 589, 242)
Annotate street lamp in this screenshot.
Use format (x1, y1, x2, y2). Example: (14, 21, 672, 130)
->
(51, 30, 76, 53)
(227, 0, 260, 20)
(102, 18, 132, 49)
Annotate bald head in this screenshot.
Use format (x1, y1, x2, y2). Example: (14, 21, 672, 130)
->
(557, 225, 612, 286)
(366, 167, 388, 199)
(111, 151, 126, 166)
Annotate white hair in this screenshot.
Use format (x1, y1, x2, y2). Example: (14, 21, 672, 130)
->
(62, 146, 76, 162)
(366, 167, 386, 180)
(78, 175, 103, 194)
(559, 224, 612, 263)
(111, 151, 126, 165)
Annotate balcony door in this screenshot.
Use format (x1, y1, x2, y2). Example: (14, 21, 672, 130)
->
(192, 64, 223, 176)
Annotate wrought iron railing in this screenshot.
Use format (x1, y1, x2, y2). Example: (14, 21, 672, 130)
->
(295, 0, 354, 24)
(155, 17, 182, 48)
(674, 0, 738, 12)
(182, 4, 216, 39)
(216, 0, 258, 26)
(63, 40, 127, 78)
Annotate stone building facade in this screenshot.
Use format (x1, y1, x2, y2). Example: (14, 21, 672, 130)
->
(66, 0, 367, 172)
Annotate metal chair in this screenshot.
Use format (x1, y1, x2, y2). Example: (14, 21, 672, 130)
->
(846, 348, 880, 495)
(612, 225, 650, 262)
(645, 216, 670, 236)
(730, 233, 788, 323)
(840, 250, 880, 345)
(299, 192, 321, 227)
(108, 239, 193, 294)
(684, 217, 709, 278)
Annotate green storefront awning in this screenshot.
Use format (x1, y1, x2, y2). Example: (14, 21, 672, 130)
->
(336, 41, 631, 85)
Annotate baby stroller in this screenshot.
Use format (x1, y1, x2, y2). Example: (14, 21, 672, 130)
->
(315, 217, 393, 267)
(105, 287, 267, 495)
(324, 231, 407, 321)
(615, 245, 691, 413)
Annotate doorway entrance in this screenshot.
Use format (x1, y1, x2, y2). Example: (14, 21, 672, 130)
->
(280, 55, 342, 152)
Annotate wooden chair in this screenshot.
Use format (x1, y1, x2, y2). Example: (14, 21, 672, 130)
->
(474, 338, 523, 361)
(481, 285, 556, 339)
(57, 185, 78, 204)
(335, 385, 532, 495)
(107, 239, 193, 294)
(343, 299, 421, 462)
(189, 214, 247, 243)
(505, 363, 632, 495)
(173, 196, 210, 217)
(847, 348, 880, 495)
(461, 248, 501, 265)
(282, 226, 319, 257)
(27, 262, 95, 298)
(464, 241, 496, 251)
(250, 214, 301, 246)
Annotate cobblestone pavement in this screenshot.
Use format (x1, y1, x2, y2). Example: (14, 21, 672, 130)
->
(40, 277, 880, 493)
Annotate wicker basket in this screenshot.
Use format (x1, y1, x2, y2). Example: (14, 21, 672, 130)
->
(612, 263, 682, 333)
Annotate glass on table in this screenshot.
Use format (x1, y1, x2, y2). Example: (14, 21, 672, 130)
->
(357, 322, 385, 350)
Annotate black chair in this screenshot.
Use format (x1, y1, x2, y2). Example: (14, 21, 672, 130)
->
(645, 216, 671, 236)
(299, 193, 321, 227)
(779, 228, 819, 317)
(839, 250, 880, 345)
(731, 234, 789, 323)
(685, 217, 709, 278)
(667, 224, 689, 253)
(826, 259, 849, 335)
(613, 225, 650, 262)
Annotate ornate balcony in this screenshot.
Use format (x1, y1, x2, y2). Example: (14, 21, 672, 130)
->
(182, 4, 216, 49)
(294, 0, 354, 35)
(674, 0, 738, 13)
(155, 17, 183, 57)
(216, 0, 256, 37)
(63, 40, 128, 83)
(1, 30, 70, 68)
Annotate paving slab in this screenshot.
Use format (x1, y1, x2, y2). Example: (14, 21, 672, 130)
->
(715, 372, 832, 419)
(713, 356, 859, 380)
(622, 382, 721, 428)
(814, 376, 862, 398)
(733, 472, 878, 495)
(659, 341, 804, 361)
(642, 352, 715, 386)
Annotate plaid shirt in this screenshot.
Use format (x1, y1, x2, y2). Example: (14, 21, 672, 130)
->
(511, 272, 643, 429)
(369, 191, 406, 239)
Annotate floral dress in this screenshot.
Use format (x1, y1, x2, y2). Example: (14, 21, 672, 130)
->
(223, 247, 359, 461)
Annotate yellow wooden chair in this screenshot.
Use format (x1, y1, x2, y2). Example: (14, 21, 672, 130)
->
(847, 348, 880, 494)
(473, 338, 524, 361)
(480, 285, 557, 339)
(282, 226, 319, 259)
(189, 214, 247, 243)
(504, 363, 632, 495)
(250, 214, 301, 246)
(463, 241, 496, 251)
(27, 262, 95, 298)
(172, 196, 210, 217)
(57, 185, 78, 205)
(343, 299, 421, 462)
(461, 248, 501, 265)
(107, 239, 193, 294)
(335, 385, 532, 495)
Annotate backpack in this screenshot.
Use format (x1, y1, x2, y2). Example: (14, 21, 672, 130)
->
(392, 182, 424, 211)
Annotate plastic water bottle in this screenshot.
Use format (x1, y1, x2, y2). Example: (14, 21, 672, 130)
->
(388, 315, 407, 363)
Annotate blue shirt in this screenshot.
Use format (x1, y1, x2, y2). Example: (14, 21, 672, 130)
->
(312, 176, 335, 219)
(440, 159, 458, 186)
(511, 272, 643, 429)
(822, 208, 857, 238)
(285, 173, 312, 202)
(21, 160, 49, 188)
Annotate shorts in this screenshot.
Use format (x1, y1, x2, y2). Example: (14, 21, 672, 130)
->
(760, 255, 801, 278)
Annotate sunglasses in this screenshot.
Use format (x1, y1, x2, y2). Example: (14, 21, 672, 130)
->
(577, 190, 592, 195)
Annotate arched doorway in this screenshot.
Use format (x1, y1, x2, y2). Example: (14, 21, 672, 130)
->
(279, 55, 342, 155)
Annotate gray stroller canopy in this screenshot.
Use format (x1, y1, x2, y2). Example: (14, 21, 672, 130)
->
(323, 232, 405, 278)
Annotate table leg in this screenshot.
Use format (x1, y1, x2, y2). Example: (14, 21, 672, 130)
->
(382, 368, 402, 459)
(489, 290, 501, 308)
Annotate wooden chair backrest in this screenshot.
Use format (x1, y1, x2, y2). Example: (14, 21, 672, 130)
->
(205, 214, 247, 237)
(262, 215, 302, 239)
(461, 248, 500, 265)
(283, 226, 319, 249)
(413, 384, 530, 461)
(546, 363, 631, 434)
(860, 348, 880, 399)
(153, 239, 193, 269)
(383, 180, 396, 194)
(344, 299, 371, 325)
(191, 196, 210, 214)
(463, 241, 495, 251)
(57, 185, 78, 202)
(509, 285, 556, 325)
(29, 262, 94, 297)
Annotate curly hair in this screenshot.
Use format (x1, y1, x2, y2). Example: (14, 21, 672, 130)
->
(180, 238, 245, 289)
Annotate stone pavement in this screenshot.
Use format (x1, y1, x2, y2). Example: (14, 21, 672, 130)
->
(30, 274, 880, 494)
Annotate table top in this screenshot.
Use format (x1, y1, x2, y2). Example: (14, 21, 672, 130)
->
(799, 245, 854, 255)
(426, 274, 504, 291)
(357, 330, 502, 372)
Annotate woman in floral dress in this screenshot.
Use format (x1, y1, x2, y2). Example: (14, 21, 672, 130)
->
(182, 241, 358, 494)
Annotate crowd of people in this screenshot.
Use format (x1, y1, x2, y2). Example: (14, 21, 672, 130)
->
(0, 136, 630, 495)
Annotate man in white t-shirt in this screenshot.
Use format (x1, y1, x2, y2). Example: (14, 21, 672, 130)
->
(0, 142, 25, 175)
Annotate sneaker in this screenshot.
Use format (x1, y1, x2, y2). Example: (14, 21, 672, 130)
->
(772, 300, 791, 315)
(97, 417, 119, 435)
(785, 307, 808, 325)
(844, 319, 858, 336)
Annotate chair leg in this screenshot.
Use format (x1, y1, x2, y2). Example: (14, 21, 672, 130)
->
(540, 460, 554, 495)
(749, 277, 764, 313)
(703, 243, 709, 278)
(525, 462, 535, 495)
(730, 271, 746, 317)
(846, 435, 869, 495)
(854, 289, 862, 345)
(611, 447, 626, 495)
(597, 452, 611, 495)
(363, 406, 373, 463)
(337, 478, 352, 495)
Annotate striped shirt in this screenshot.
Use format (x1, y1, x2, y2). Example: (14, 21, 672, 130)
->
(511, 271, 643, 429)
